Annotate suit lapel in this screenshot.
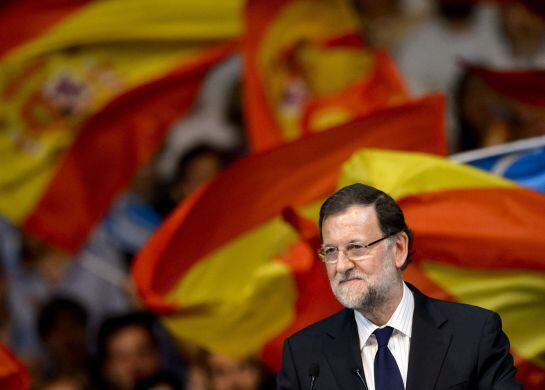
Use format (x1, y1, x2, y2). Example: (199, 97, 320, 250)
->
(406, 285, 452, 390)
(322, 309, 367, 390)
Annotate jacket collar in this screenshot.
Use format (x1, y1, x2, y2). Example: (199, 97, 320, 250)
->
(323, 308, 368, 389)
(406, 283, 452, 390)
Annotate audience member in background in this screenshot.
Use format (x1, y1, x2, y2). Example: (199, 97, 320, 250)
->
(155, 55, 243, 185)
(101, 158, 164, 261)
(101, 137, 242, 269)
(207, 352, 275, 390)
(96, 312, 179, 390)
(351, 0, 430, 53)
(152, 144, 232, 218)
(493, 1, 545, 69)
(454, 70, 509, 151)
(454, 68, 545, 151)
(5, 230, 132, 371)
(396, 0, 499, 95)
(36, 297, 90, 385)
(396, 0, 500, 151)
(3, 234, 71, 369)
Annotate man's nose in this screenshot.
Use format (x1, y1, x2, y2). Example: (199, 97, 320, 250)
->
(335, 250, 355, 273)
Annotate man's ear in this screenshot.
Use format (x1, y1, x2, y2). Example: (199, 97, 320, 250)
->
(393, 232, 409, 270)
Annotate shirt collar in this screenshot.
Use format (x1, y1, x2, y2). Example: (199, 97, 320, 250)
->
(354, 281, 415, 350)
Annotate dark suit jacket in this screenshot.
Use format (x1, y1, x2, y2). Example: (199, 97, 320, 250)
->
(277, 284, 522, 390)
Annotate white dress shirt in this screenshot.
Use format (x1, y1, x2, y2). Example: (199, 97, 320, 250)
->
(354, 282, 415, 390)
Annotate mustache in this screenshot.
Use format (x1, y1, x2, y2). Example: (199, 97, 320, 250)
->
(334, 269, 367, 282)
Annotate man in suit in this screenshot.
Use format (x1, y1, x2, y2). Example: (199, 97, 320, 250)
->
(277, 183, 521, 390)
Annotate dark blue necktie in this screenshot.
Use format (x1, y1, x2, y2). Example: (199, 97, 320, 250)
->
(373, 326, 404, 390)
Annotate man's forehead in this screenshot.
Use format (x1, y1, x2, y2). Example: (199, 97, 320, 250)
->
(322, 204, 380, 233)
(326, 203, 376, 220)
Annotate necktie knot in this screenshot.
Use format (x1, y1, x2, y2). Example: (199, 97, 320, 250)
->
(374, 326, 394, 348)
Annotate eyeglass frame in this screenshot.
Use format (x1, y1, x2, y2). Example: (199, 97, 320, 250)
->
(317, 231, 400, 264)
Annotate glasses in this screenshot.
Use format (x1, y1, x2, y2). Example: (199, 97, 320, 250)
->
(318, 232, 398, 264)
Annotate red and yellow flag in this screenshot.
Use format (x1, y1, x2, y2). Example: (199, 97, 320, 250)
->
(301, 50, 407, 133)
(0, 345, 30, 390)
(243, 0, 408, 151)
(132, 96, 445, 360)
(0, 0, 242, 252)
(134, 131, 545, 389)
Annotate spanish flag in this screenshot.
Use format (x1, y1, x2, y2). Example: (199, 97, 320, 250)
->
(0, 0, 241, 252)
(301, 50, 407, 133)
(132, 96, 445, 360)
(243, 0, 408, 151)
(134, 134, 544, 388)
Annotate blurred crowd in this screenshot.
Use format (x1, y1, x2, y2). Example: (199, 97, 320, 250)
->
(356, 0, 545, 151)
(1, 0, 544, 388)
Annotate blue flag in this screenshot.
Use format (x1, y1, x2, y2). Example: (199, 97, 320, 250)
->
(451, 136, 545, 192)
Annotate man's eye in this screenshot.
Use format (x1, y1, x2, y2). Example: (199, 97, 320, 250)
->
(347, 243, 364, 251)
(323, 247, 337, 255)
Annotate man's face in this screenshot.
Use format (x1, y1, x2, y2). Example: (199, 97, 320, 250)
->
(104, 325, 161, 390)
(322, 205, 405, 311)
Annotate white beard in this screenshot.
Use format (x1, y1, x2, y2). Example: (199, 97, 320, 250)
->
(329, 253, 399, 312)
